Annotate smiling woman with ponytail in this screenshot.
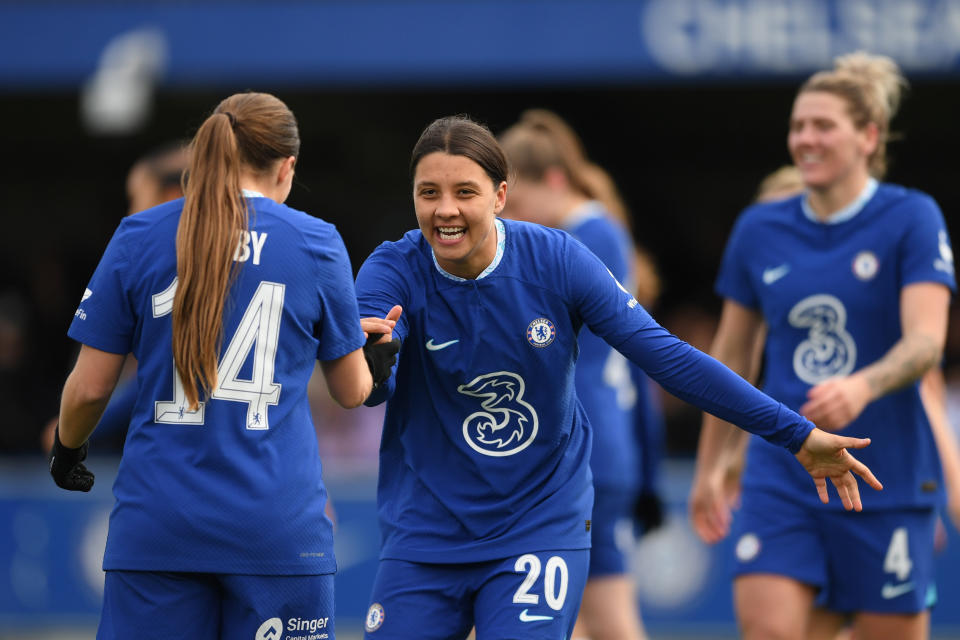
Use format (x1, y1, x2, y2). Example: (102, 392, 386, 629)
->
(51, 91, 399, 639)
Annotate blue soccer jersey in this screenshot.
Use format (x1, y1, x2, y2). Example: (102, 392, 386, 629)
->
(356, 218, 816, 563)
(68, 195, 366, 574)
(564, 202, 641, 491)
(716, 182, 956, 510)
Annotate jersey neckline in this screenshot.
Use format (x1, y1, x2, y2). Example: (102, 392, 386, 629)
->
(431, 218, 506, 282)
(801, 178, 878, 225)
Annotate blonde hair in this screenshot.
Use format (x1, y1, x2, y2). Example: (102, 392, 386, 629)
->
(755, 165, 804, 203)
(800, 51, 907, 178)
(174, 92, 299, 409)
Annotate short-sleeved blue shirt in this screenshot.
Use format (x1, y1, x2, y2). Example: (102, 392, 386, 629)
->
(716, 183, 956, 509)
(68, 196, 365, 574)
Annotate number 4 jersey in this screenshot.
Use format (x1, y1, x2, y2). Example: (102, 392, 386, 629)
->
(717, 181, 956, 510)
(68, 196, 365, 574)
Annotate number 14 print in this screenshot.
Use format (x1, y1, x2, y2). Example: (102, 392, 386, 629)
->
(151, 278, 284, 429)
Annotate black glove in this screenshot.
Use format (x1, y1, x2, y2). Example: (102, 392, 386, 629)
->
(363, 334, 401, 390)
(49, 427, 95, 492)
(632, 489, 664, 537)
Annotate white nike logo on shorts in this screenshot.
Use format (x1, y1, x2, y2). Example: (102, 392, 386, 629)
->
(881, 581, 915, 599)
(518, 609, 554, 622)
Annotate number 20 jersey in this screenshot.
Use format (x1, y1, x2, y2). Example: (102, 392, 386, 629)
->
(357, 218, 816, 564)
(717, 183, 956, 510)
(67, 196, 366, 574)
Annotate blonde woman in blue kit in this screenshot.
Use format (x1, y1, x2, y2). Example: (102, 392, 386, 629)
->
(690, 53, 954, 640)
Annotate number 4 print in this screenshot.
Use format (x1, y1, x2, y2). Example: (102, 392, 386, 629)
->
(151, 278, 284, 429)
(883, 526, 913, 582)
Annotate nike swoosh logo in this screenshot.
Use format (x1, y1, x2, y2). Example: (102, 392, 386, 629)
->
(425, 338, 459, 351)
(518, 609, 554, 622)
(881, 581, 915, 599)
(762, 264, 791, 285)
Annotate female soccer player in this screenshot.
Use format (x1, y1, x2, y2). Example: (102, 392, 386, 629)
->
(355, 114, 882, 640)
(689, 53, 954, 640)
(50, 92, 398, 639)
(499, 108, 659, 640)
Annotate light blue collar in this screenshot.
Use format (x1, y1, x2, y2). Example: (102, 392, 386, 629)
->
(242, 188, 265, 198)
(432, 218, 505, 282)
(802, 178, 878, 225)
(563, 200, 606, 229)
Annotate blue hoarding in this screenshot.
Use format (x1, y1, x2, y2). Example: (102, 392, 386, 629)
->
(4, 458, 960, 637)
(3, 0, 960, 90)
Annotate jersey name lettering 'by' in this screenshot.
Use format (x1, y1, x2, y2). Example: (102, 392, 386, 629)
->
(234, 230, 268, 265)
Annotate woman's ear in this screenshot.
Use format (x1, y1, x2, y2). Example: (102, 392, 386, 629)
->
(860, 122, 880, 158)
(494, 180, 508, 214)
(277, 156, 296, 185)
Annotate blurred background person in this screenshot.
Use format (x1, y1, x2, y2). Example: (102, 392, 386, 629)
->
(41, 141, 191, 454)
(695, 162, 960, 639)
(0, 291, 48, 452)
(690, 53, 954, 640)
(125, 140, 190, 216)
(499, 108, 673, 640)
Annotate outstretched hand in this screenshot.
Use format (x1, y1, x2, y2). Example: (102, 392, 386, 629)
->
(794, 428, 882, 511)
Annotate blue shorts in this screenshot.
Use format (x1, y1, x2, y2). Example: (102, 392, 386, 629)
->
(98, 571, 335, 640)
(589, 485, 636, 578)
(731, 488, 937, 614)
(363, 549, 589, 640)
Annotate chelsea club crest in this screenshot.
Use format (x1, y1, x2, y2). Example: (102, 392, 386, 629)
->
(526, 317, 556, 348)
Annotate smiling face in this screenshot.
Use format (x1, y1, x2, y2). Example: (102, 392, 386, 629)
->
(788, 90, 877, 192)
(413, 152, 507, 279)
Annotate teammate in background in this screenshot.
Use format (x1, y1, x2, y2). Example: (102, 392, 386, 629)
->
(354, 114, 881, 640)
(696, 164, 960, 639)
(754, 164, 806, 204)
(703, 164, 960, 540)
(125, 140, 191, 216)
(49, 92, 399, 639)
(499, 108, 662, 640)
(922, 367, 960, 536)
(689, 53, 954, 640)
(41, 142, 192, 454)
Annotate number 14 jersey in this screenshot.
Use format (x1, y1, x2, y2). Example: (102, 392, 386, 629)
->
(68, 196, 365, 574)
